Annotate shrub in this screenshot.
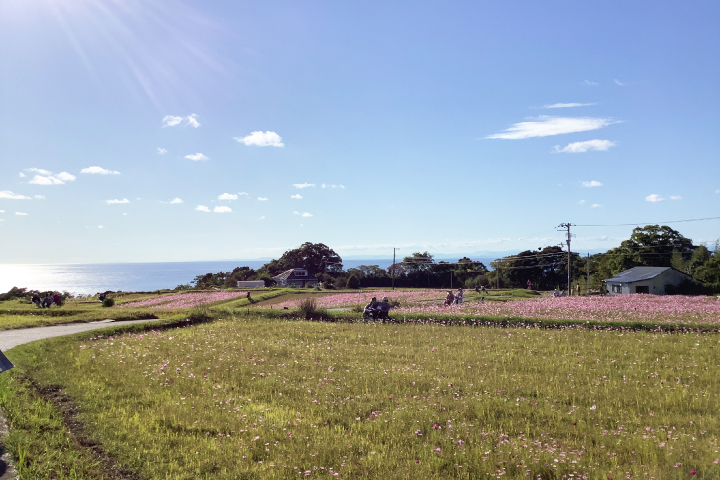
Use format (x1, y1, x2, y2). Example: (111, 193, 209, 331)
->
(188, 304, 212, 321)
(297, 297, 327, 319)
(102, 297, 115, 308)
(346, 274, 360, 289)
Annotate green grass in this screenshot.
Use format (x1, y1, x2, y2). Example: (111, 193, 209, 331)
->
(2, 316, 718, 479)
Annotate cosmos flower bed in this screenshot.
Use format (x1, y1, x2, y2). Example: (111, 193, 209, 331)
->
(395, 294, 720, 325)
(272, 290, 445, 309)
(119, 291, 247, 309)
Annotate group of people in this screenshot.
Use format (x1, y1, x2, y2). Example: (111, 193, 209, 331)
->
(31, 292, 61, 308)
(444, 288, 464, 305)
(363, 296, 392, 319)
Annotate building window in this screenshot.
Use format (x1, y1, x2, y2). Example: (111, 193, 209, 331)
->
(294, 270, 307, 277)
(611, 284, 622, 293)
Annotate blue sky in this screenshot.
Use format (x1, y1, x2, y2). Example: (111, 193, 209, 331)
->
(1, 0, 719, 264)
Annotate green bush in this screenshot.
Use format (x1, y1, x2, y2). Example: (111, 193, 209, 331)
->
(102, 297, 115, 308)
(346, 274, 360, 289)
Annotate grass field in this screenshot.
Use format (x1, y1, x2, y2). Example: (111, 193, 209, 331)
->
(2, 315, 718, 479)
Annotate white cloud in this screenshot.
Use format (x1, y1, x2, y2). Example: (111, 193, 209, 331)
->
(29, 175, 61, 185)
(18, 172, 25, 178)
(0, 210, 4, 212)
(321, 184, 346, 189)
(195, 205, 211, 212)
(591, 204, 603, 208)
(185, 114, 200, 128)
(162, 115, 184, 127)
(258, 197, 268, 201)
(234, 131, 284, 147)
(81, 166, 120, 175)
(218, 193, 238, 200)
(614, 79, 626, 86)
(645, 194, 664, 203)
(106, 198, 130, 204)
(291, 194, 303, 199)
(0, 191, 31, 200)
(293, 211, 300, 215)
(487, 116, 618, 140)
(301, 212, 313, 217)
(577, 200, 586, 205)
(543, 103, 597, 109)
(238, 192, 249, 196)
(293, 183, 316, 189)
(157, 148, 167, 155)
(34, 195, 45, 199)
(581, 180, 603, 188)
(98, 225, 105, 229)
(55, 172, 76, 181)
(161, 197, 183, 204)
(670, 195, 682, 200)
(122, 213, 128, 216)
(27, 168, 52, 175)
(214, 206, 232, 213)
(259, 216, 265, 220)
(185, 153, 209, 161)
(553, 139, 615, 153)
(584, 80, 599, 86)
(15, 212, 28, 216)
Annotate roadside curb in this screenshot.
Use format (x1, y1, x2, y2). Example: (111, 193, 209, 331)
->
(0, 409, 18, 480)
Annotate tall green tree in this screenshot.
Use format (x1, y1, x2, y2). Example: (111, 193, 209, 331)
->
(258, 242, 343, 277)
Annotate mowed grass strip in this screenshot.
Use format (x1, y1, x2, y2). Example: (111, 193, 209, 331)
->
(4, 318, 719, 479)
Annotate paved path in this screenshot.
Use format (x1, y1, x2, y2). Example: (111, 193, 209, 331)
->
(0, 319, 161, 351)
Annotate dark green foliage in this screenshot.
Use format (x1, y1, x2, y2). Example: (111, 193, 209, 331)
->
(346, 274, 360, 289)
(0, 287, 28, 301)
(102, 297, 115, 308)
(258, 242, 343, 277)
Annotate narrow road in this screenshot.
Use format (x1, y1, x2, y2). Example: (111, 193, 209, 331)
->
(0, 318, 161, 351)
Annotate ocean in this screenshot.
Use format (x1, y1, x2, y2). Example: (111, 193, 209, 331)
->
(0, 259, 396, 295)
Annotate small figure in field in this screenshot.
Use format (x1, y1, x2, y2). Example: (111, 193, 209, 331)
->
(576, 284, 581, 296)
(478, 296, 485, 304)
(98, 293, 107, 302)
(53, 292, 61, 307)
(444, 290, 455, 306)
(527, 279, 532, 290)
(246, 291, 253, 303)
(455, 288, 464, 304)
(363, 297, 391, 320)
(31, 293, 41, 308)
(42, 292, 53, 308)
(553, 288, 560, 297)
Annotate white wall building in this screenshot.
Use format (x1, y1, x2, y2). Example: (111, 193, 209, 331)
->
(604, 266, 693, 295)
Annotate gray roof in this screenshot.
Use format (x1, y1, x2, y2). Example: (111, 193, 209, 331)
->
(604, 266, 678, 283)
(272, 268, 315, 281)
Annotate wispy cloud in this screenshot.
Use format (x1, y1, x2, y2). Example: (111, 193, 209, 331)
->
(614, 79, 626, 86)
(238, 192, 249, 196)
(645, 194, 664, 203)
(0, 210, 4, 213)
(582, 180, 603, 188)
(0, 191, 31, 200)
(259, 216, 265, 220)
(293, 183, 315, 189)
(106, 198, 130, 204)
(543, 103, 597, 109)
(162, 114, 200, 128)
(291, 194, 303, 199)
(195, 205, 211, 212)
(487, 116, 618, 140)
(553, 139, 615, 153)
(214, 206, 232, 213)
(670, 195, 682, 200)
(321, 184, 345, 189)
(157, 148, 167, 155)
(81, 166, 120, 175)
(218, 193, 238, 200)
(301, 212, 313, 217)
(591, 204, 603, 208)
(185, 153, 209, 161)
(234, 131, 284, 147)
(98, 225, 105, 229)
(27, 170, 76, 185)
(293, 211, 300, 215)
(18, 172, 25, 178)
(15, 212, 29, 216)
(161, 198, 183, 204)
(34, 195, 45, 199)
(584, 80, 599, 86)
(577, 200, 586, 205)
(257, 197, 268, 201)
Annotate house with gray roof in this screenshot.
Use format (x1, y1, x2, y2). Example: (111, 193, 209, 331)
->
(604, 266, 693, 295)
(272, 268, 319, 288)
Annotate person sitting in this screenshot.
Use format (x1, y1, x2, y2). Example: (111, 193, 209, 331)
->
(99, 293, 107, 302)
(363, 297, 380, 319)
(444, 291, 455, 306)
(42, 293, 53, 308)
(553, 288, 560, 297)
(455, 288, 464, 304)
(31, 294, 41, 308)
(53, 293, 61, 307)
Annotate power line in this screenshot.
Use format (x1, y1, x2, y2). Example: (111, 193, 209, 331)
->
(576, 216, 720, 227)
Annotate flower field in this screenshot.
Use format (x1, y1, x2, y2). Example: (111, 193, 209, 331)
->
(5, 317, 718, 479)
(272, 290, 445, 309)
(394, 294, 720, 325)
(118, 291, 247, 309)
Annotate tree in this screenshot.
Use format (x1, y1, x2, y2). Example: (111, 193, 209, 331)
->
(258, 242, 343, 277)
(346, 274, 360, 289)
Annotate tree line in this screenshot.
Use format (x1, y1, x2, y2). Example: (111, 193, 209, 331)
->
(182, 226, 720, 292)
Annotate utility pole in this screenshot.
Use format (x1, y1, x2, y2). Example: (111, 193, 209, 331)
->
(392, 248, 398, 291)
(586, 253, 590, 295)
(558, 223, 574, 295)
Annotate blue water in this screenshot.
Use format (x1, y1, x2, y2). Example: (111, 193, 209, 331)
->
(0, 259, 396, 295)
